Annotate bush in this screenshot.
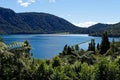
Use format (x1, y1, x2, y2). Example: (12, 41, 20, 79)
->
(52, 56, 61, 68)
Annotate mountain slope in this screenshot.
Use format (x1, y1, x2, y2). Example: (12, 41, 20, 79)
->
(106, 22, 120, 37)
(87, 23, 109, 35)
(89, 22, 120, 37)
(87, 23, 110, 33)
(0, 7, 84, 34)
(0, 7, 33, 33)
(0, 7, 119, 36)
(18, 12, 84, 33)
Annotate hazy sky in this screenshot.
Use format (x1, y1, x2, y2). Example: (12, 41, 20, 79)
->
(0, 0, 120, 27)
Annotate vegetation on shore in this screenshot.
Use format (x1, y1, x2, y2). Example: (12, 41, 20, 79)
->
(0, 32, 120, 80)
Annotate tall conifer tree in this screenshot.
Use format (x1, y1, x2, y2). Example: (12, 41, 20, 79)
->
(100, 32, 110, 54)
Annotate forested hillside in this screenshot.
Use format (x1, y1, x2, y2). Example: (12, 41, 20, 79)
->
(0, 7, 85, 34)
(0, 7, 120, 37)
(87, 23, 110, 33)
(106, 22, 120, 37)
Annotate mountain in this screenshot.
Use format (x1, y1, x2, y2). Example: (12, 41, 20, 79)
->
(0, 7, 85, 34)
(89, 22, 120, 37)
(88, 23, 111, 36)
(105, 22, 120, 37)
(88, 23, 110, 33)
(18, 12, 86, 34)
(0, 7, 119, 36)
(0, 7, 32, 34)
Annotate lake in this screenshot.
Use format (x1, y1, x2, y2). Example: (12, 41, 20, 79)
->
(0, 34, 119, 59)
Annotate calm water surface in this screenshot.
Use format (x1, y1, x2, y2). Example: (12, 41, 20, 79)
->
(0, 34, 119, 59)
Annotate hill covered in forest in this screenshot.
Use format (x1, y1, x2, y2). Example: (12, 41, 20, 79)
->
(106, 22, 120, 37)
(0, 7, 86, 34)
(89, 22, 120, 37)
(87, 23, 110, 33)
(0, 7, 120, 37)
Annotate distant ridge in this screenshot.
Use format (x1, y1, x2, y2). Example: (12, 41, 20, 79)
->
(0, 7, 119, 37)
(105, 22, 120, 37)
(89, 22, 120, 37)
(88, 23, 110, 33)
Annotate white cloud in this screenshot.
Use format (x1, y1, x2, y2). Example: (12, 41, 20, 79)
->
(49, 0, 56, 3)
(67, 14, 71, 17)
(73, 21, 98, 28)
(17, 0, 36, 7)
(73, 21, 118, 27)
(17, 0, 57, 7)
(106, 22, 117, 24)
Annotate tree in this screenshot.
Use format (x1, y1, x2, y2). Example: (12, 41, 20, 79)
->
(100, 32, 110, 55)
(24, 40, 29, 47)
(62, 45, 68, 55)
(80, 63, 94, 80)
(88, 39, 95, 53)
(94, 57, 119, 80)
(35, 62, 47, 80)
(97, 43, 100, 50)
(75, 45, 79, 51)
(111, 38, 116, 53)
(0, 37, 3, 42)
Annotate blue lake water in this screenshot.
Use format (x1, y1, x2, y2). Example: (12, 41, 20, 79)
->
(0, 34, 119, 59)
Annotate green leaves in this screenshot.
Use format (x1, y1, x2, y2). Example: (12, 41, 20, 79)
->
(52, 56, 61, 68)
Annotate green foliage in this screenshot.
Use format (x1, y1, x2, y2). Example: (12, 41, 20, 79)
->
(24, 40, 29, 46)
(64, 64, 75, 79)
(52, 56, 61, 68)
(80, 63, 94, 80)
(50, 68, 68, 80)
(35, 61, 52, 80)
(60, 45, 78, 58)
(72, 61, 82, 79)
(94, 57, 119, 80)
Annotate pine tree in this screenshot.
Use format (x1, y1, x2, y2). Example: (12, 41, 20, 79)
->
(62, 45, 68, 55)
(97, 43, 100, 50)
(110, 38, 117, 54)
(88, 39, 95, 52)
(0, 37, 3, 42)
(100, 32, 110, 55)
(75, 45, 79, 52)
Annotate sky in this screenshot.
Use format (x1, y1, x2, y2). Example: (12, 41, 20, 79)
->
(0, 0, 120, 27)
